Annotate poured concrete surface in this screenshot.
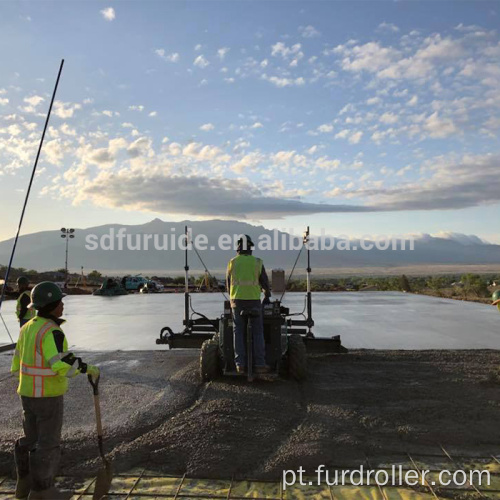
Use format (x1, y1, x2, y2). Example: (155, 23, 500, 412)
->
(2, 349, 500, 481)
(1, 292, 499, 350)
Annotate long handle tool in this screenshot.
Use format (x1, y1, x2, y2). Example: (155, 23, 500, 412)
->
(88, 375, 113, 499)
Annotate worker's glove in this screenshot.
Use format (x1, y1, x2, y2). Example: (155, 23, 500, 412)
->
(86, 364, 100, 380)
(262, 296, 271, 306)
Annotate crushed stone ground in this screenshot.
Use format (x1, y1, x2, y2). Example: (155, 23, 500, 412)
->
(1, 349, 500, 479)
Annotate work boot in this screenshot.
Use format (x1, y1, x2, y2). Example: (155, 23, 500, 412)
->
(14, 440, 31, 499)
(236, 365, 246, 374)
(28, 486, 72, 499)
(15, 476, 30, 499)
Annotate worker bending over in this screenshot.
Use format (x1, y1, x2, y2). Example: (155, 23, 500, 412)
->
(16, 277, 35, 328)
(11, 282, 100, 500)
(226, 235, 271, 374)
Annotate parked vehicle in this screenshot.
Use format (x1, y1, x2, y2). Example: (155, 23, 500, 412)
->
(121, 275, 148, 291)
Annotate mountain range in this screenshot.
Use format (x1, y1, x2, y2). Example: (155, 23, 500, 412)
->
(0, 219, 499, 276)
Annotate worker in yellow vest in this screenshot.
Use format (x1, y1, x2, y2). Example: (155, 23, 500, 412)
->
(226, 235, 271, 374)
(11, 282, 100, 500)
(16, 277, 35, 328)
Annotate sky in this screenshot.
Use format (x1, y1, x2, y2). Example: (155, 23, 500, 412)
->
(1, 0, 500, 244)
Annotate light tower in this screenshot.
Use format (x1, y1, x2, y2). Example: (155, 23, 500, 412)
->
(60, 228, 75, 288)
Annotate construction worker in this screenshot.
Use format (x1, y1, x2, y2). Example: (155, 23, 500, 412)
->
(10, 282, 100, 500)
(226, 235, 271, 374)
(492, 290, 500, 311)
(16, 277, 35, 328)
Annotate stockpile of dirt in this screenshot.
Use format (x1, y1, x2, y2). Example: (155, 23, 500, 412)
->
(1, 349, 500, 479)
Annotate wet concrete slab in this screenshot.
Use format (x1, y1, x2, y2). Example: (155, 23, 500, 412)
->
(1, 292, 499, 350)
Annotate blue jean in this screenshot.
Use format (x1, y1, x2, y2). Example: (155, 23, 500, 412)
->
(232, 305, 266, 368)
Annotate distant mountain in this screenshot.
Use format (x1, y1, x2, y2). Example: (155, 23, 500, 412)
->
(0, 219, 499, 275)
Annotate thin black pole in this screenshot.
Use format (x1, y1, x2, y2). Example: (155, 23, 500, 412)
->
(184, 226, 190, 332)
(0, 59, 65, 339)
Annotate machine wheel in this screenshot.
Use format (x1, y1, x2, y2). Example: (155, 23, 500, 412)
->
(287, 334, 307, 381)
(200, 338, 221, 381)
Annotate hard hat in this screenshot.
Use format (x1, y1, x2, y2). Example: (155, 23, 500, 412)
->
(17, 276, 29, 287)
(29, 281, 66, 310)
(493, 290, 500, 302)
(237, 234, 255, 250)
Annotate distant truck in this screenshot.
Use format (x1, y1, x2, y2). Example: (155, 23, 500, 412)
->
(121, 275, 148, 291)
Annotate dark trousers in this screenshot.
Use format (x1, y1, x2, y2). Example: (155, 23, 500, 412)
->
(232, 304, 266, 368)
(15, 396, 64, 491)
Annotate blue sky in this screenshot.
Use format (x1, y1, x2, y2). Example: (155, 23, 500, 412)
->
(1, 1, 499, 243)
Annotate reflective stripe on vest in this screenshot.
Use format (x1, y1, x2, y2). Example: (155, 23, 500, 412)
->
(21, 364, 57, 376)
(32, 321, 56, 397)
(229, 255, 262, 300)
(15, 317, 70, 397)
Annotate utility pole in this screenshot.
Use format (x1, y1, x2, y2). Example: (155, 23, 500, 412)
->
(60, 228, 75, 288)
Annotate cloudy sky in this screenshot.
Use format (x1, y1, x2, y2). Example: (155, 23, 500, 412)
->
(1, 1, 499, 243)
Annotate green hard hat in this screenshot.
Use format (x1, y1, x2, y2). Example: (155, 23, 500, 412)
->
(493, 290, 500, 302)
(29, 281, 66, 310)
(17, 276, 29, 286)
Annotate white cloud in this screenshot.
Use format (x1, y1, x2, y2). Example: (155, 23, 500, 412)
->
(317, 124, 334, 133)
(149, 111, 157, 117)
(299, 25, 321, 38)
(423, 112, 457, 138)
(379, 112, 399, 124)
(122, 122, 134, 128)
(334, 129, 363, 144)
(349, 131, 363, 144)
(231, 152, 264, 173)
(408, 95, 418, 106)
(24, 95, 44, 107)
(315, 157, 341, 171)
(44, 139, 69, 166)
(193, 55, 209, 68)
(194, 44, 202, 51)
(217, 47, 230, 60)
(338, 42, 400, 73)
(100, 7, 115, 21)
(129, 105, 144, 112)
(0, 98, 8, 106)
(155, 49, 180, 63)
(200, 123, 215, 131)
(101, 110, 119, 118)
(271, 42, 303, 60)
(366, 97, 381, 106)
(377, 22, 400, 33)
(53, 101, 82, 119)
(262, 75, 305, 87)
(60, 123, 76, 136)
(250, 122, 263, 129)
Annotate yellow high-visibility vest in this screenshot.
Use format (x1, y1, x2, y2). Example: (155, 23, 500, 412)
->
(11, 316, 80, 397)
(227, 255, 263, 300)
(16, 290, 36, 321)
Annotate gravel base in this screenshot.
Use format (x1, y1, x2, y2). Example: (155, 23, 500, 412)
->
(1, 349, 500, 479)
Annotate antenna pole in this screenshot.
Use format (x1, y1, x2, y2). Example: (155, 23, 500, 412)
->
(0, 59, 65, 343)
(184, 226, 190, 332)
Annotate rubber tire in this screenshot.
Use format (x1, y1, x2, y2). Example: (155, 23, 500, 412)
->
(200, 338, 220, 381)
(287, 334, 307, 381)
